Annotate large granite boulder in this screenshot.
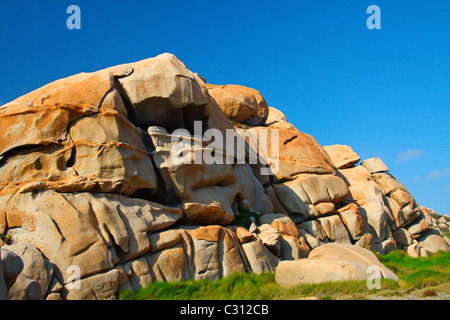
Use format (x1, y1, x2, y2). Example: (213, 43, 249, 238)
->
(206, 83, 269, 126)
(323, 145, 360, 169)
(275, 243, 398, 288)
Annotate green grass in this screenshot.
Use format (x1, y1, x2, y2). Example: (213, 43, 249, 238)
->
(233, 209, 260, 230)
(0, 233, 10, 244)
(377, 250, 450, 289)
(119, 250, 450, 300)
(119, 272, 283, 300)
(442, 230, 450, 238)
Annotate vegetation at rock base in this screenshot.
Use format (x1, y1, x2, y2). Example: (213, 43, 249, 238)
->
(233, 209, 260, 229)
(376, 250, 450, 289)
(440, 229, 450, 238)
(119, 250, 450, 300)
(0, 233, 10, 244)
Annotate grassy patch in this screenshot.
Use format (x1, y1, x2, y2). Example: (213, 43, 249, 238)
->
(233, 209, 260, 230)
(119, 250, 450, 300)
(119, 272, 400, 300)
(442, 231, 450, 238)
(119, 272, 283, 300)
(377, 250, 450, 289)
(0, 233, 10, 244)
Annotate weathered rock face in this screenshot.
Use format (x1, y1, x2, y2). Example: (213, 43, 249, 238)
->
(323, 145, 360, 169)
(147, 126, 242, 225)
(2, 242, 53, 300)
(266, 107, 287, 124)
(237, 125, 337, 181)
(0, 190, 183, 284)
(361, 158, 390, 174)
(0, 53, 447, 300)
(418, 229, 450, 254)
(118, 53, 210, 133)
(0, 64, 158, 198)
(327, 150, 447, 256)
(206, 84, 269, 126)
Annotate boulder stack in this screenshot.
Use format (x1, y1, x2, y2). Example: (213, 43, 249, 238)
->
(0, 53, 448, 299)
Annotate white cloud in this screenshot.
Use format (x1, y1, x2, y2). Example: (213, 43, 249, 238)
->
(410, 175, 423, 183)
(428, 167, 450, 180)
(396, 149, 425, 163)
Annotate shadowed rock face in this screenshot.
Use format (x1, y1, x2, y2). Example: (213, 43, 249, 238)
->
(118, 53, 210, 133)
(0, 53, 447, 300)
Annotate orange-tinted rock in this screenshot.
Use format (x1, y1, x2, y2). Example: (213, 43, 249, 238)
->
(323, 145, 360, 169)
(266, 107, 288, 125)
(315, 202, 336, 216)
(317, 214, 352, 244)
(337, 202, 366, 241)
(0, 66, 157, 197)
(118, 225, 250, 285)
(206, 83, 269, 126)
(371, 172, 421, 227)
(237, 126, 336, 181)
(339, 166, 393, 243)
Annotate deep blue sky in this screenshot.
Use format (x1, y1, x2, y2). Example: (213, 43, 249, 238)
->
(0, 1, 449, 214)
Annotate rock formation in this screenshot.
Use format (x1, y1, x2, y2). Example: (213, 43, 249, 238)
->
(0, 53, 448, 300)
(275, 243, 399, 288)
